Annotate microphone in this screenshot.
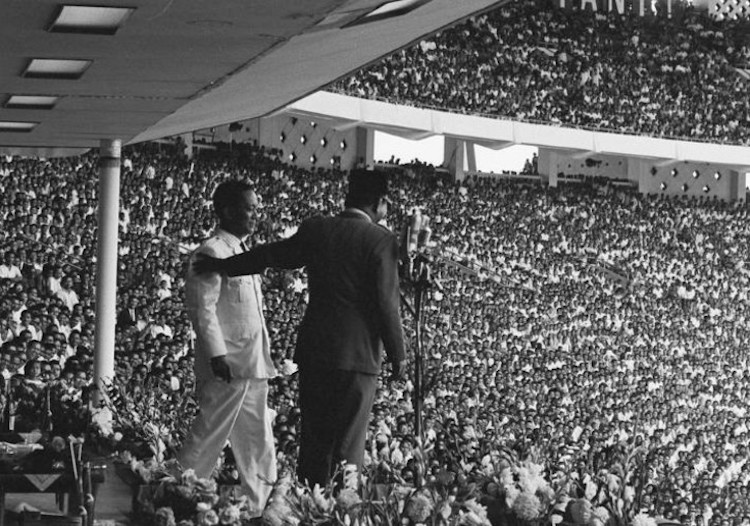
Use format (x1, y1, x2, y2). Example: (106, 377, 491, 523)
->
(400, 209, 432, 256)
(399, 209, 433, 282)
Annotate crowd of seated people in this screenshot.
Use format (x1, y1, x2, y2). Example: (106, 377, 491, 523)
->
(1, 142, 750, 524)
(332, 0, 750, 146)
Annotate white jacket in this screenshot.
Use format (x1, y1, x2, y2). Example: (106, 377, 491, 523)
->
(185, 229, 276, 383)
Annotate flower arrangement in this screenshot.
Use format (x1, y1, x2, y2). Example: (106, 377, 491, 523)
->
(261, 461, 492, 526)
(48, 378, 92, 436)
(132, 467, 259, 526)
(10, 376, 48, 432)
(479, 447, 566, 526)
(561, 443, 652, 526)
(98, 375, 198, 461)
(114, 442, 661, 526)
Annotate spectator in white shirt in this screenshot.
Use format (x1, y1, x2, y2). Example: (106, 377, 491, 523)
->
(15, 310, 40, 341)
(155, 279, 172, 301)
(46, 266, 64, 296)
(55, 276, 80, 312)
(0, 252, 23, 281)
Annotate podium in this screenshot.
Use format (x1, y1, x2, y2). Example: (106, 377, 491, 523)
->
(0, 464, 105, 526)
(0, 473, 78, 525)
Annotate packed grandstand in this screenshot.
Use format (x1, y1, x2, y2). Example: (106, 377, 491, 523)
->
(333, 0, 750, 145)
(0, 0, 749, 524)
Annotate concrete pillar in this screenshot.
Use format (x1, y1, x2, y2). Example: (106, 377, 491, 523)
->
(455, 140, 466, 182)
(537, 148, 557, 187)
(443, 137, 467, 182)
(629, 158, 650, 194)
(729, 170, 746, 201)
(443, 137, 458, 170)
(355, 127, 374, 169)
(93, 139, 121, 402)
(740, 172, 748, 202)
(466, 141, 477, 173)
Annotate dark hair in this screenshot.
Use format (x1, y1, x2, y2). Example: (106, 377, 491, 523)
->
(212, 180, 253, 217)
(345, 169, 389, 208)
(24, 359, 39, 375)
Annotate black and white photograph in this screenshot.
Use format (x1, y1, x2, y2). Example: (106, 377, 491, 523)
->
(0, 0, 749, 524)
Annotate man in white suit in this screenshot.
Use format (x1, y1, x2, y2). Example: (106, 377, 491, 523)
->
(178, 180, 276, 520)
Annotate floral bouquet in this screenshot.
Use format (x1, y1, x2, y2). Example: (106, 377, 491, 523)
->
(48, 378, 92, 436)
(97, 375, 198, 461)
(262, 460, 494, 526)
(563, 442, 653, 526)
(478, 446, 568, 526)
(133, 467, 262, 525)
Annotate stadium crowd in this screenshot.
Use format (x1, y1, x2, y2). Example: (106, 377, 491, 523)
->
(1, 142, 750, 524)
(332, 0, 750, 145)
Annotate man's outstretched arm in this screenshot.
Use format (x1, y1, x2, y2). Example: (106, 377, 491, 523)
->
(193, 235, 307, 277)
(193, 245, 272, 276)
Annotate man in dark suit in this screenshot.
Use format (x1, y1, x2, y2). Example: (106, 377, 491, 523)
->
(194, 169, 407, 487)
(116, 297, 140, 330)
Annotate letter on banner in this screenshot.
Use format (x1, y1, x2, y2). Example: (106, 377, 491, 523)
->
(581, 0, 598, 10)
(609, 0, 625, 14)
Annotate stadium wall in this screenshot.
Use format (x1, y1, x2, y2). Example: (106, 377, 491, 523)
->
(541, 149, 746, 200)
(538, 150, 631, 185)
(193, 93, 749, 200)
(200, 115, 363, 171)
(289, 92, 750, 164)
(260, 115, 359, 170)
(633, 159, 746, 200)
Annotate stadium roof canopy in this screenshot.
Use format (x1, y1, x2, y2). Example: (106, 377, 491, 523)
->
(0, 0, 505, 158)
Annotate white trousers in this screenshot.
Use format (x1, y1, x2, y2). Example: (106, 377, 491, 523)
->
(177, 378, 277, 516)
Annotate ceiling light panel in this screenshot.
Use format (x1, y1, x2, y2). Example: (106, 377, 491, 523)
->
(4, 95, 59, 109)
(368, 0, 428, 17)
(347, 0, 432, 26)
(0, 121, 38, 132)
(23, 58, 92, 79)
(49, 5, 135, 35)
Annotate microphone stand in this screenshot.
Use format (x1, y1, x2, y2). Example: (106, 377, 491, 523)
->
(411, 254, 432, 445)
(401, 252, 434, 489)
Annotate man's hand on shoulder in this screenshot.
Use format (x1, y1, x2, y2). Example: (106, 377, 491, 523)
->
(210, 356, 232, 383)
(193, 253, 224, 275)
(390, 359, 407, 382)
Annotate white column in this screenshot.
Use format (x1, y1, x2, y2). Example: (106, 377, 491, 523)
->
(537, 148, 556, 187)
(355, 127, 375, 169)
(93, 139, 121, 402)
(443, 137, 457, 169)
(454, 140, 466, 182)
(730, 170, 746, 202)
(444, 137, 467, 182)
(466, 141, 477, 173)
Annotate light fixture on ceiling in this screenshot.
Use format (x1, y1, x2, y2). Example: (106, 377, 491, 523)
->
(0, 121, 39, 133)
(48, 5, 135, 35)
(346, 0, 432, 27)
(4, 95, 59, 110)
(23, 58, 92, 79)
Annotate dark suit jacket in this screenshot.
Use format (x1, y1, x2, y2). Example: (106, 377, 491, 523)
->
(116, 307, 139, 329)
(223, 210, 406, 375)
